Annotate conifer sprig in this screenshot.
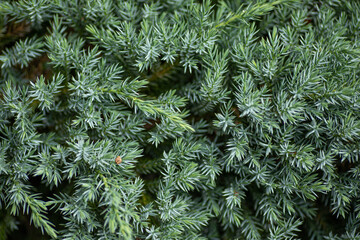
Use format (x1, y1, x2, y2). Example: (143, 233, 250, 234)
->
(1, 0, 360, 239)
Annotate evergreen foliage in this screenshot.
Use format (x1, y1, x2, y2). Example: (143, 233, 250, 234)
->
(0, 0, 360, 239)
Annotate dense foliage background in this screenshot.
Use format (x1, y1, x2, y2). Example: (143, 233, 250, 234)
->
(0, 0, 360, 239)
